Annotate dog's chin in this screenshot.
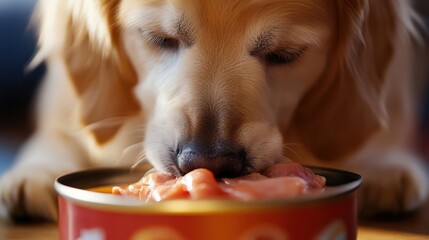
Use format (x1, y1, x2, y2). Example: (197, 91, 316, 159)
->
(143, 121, 284, 178)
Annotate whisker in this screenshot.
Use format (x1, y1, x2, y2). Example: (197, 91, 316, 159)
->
(123, 142, 144, 157)
(116, 142, 145, 165)
(131, 158, 147, 170)
(277, 155, 293, 163)
(130, 152, 153, 171)
(146, 123, 175, 136)
(128, 127, 147, 138)
(283, 143, 303, 146)
(282, 144, 302, 162)
(84, 117, 132, 131)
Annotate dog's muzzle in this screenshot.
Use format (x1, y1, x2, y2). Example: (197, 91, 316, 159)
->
(176, 140, 247, 178)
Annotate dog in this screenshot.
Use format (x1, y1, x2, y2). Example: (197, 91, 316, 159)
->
(0, 0, 428, 221)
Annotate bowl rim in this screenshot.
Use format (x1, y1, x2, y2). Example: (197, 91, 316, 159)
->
(55, 166, 362, 214)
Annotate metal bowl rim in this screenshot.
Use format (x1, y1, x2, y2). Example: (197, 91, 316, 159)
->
(55, 166, 362, 214)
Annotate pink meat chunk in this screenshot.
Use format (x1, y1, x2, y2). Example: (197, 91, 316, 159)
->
(112, 162, 326, 201)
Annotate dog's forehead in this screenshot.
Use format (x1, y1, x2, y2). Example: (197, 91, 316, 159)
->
(118, 0, 335, 49)
(118, 0, 334, 31)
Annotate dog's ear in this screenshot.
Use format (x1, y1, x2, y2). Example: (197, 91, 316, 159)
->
(32, 0, 140, 144)
(291, 0, 405, 160)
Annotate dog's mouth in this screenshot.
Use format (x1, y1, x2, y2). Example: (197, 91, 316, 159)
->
(142, 123, 284, 178)
(142, 113, 283, 179)
(172, 140, 252, 178)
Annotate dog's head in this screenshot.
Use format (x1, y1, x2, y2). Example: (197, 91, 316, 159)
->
(34, 0, 410, 177)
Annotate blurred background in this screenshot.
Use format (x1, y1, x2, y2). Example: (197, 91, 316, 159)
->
(0, 0, 429, 178)
(0, 0, 44, 176)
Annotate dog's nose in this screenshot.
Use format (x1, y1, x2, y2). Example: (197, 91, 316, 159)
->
(176, 140, 246, 177)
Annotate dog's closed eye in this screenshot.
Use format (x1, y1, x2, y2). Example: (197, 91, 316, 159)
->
(249, 36, 307, 65)
(152, 35, 180, 50)
(138, 28, 180, 51)
(263, 47, 307, 65)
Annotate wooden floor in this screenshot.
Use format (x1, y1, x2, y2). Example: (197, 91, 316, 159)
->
(1, 200, 428, 240)
(359, 198, 429, 239)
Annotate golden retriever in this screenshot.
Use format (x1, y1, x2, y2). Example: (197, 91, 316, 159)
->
(0, 0, 428, 221)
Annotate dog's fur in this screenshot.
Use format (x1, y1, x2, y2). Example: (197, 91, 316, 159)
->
(1, 0, 428, 221)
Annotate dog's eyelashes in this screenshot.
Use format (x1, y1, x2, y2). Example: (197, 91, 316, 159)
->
(152, 36, 180, 51)
(265, 52, 298, 65)
(138, 28, 180, 51)
(264, 47, 307, 65)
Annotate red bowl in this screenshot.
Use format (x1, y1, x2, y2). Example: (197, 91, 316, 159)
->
(55, 167, 361, 240)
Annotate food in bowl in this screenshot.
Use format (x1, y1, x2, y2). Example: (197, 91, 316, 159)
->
(55, 166, 361, 240)
(112, 163, 326, 202)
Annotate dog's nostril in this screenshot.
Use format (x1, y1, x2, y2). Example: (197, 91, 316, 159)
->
(177, 141, 246, 178)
